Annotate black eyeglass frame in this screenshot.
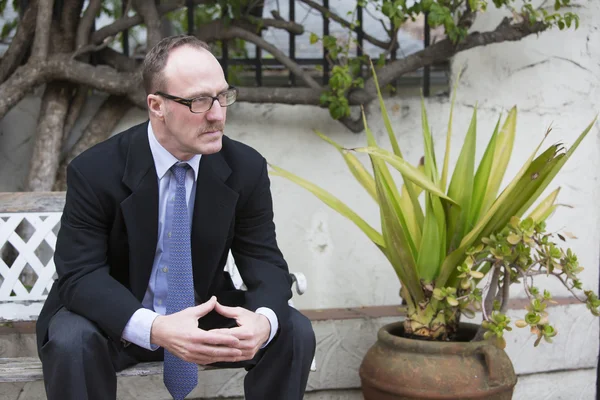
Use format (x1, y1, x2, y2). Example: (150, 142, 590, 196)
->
(154, 87, 238, 113)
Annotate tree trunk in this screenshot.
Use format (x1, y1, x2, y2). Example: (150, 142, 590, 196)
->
(55, 95, 133, 190)
(25, 82, 74, 191)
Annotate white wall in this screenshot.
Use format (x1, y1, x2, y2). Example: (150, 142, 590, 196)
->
(1, 1, 598, 315)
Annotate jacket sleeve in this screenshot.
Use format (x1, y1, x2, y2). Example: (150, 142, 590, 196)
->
(54, 163, 142, 341)
(230, 158, 293, 323)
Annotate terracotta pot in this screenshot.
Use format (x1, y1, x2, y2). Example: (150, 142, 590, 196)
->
(359, 321, 517, 400)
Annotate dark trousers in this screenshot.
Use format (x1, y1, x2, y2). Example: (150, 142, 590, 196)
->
(39, 306, 316, 400)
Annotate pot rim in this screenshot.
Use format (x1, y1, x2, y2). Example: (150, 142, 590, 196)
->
(378, 321, 495, 355)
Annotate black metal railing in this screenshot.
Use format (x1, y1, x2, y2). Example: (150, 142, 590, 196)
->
(122, 0, 446, 95)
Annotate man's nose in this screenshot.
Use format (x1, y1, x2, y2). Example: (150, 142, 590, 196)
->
(206, 99, 224, 121)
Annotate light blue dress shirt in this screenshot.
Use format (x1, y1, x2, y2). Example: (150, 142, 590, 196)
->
(121, 123, 278, 350)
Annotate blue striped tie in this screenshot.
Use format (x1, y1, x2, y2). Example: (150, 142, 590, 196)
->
(164, 163, 197, 399)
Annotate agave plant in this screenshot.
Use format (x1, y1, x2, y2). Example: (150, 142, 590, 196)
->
(269, 64, 599, 345)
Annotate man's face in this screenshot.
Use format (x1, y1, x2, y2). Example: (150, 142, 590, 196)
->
(150, 45, 229, 160)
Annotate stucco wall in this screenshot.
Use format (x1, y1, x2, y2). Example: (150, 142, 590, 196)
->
(0, 0, 598, 350)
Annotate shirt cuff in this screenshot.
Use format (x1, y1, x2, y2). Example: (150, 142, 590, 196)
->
(121, 308, 160, 351)
(255, 307, 278, 348)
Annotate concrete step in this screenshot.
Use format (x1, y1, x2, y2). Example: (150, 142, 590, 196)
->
(1, 304, 597, 399)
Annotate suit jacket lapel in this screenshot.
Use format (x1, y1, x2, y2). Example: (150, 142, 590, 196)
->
(120, 123, 159, 301)
(191, 151, 239, 300)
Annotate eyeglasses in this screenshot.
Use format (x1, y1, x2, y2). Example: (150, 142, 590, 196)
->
(154, 87, 238, 113)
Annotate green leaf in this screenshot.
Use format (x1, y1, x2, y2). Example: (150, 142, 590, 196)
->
(515, 116, 597, 218)
(446, 106, 477, 252)
(363, 113, 424, 302)
(468, 115, 501, 230)
(417, 195, 443, 281)
(353, 147, 457, 205)
(369, 60, 424, 229)
(479, 107, 517, 216)
(314, 129, 378, 202)
(309, 32, 319, 45)
(268, 164, 384, 248)
(440, 67, 462, 192)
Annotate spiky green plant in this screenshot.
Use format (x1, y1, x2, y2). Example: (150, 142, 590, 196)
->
(269, 63, 599, 345)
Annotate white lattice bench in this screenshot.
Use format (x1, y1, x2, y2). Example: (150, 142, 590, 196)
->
(0, 191, 314, 385)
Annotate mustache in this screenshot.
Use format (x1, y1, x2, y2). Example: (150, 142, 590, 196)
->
(200, 124, 224, 133)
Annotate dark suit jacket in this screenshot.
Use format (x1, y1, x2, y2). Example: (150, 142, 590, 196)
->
(36, 121, 292, 353)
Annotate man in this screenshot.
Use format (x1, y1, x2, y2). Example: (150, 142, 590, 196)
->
(36, 34, 316, 400)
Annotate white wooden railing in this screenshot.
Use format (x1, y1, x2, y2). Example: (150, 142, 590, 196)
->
(0, 192, 307, 321)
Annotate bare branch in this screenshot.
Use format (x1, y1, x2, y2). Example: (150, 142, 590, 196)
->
(238, 86, 322, 104)
(0, 56, 139, 120)
(483, 265, 501, 318)
(132, 0, 163, 49)
(339, 115, 365, 133)
(31, 0, 55, 60)
(0, 0, 38, 83)
(63, 86, 89, 141)
(89, 0, 213, 46)
(500, 267, 511, 313)
(553, 274, 587, 303)
(352, 18, 550, 106)
(198, 23, 322, 90)
(56, 95, 134, 190)
(72, 39, 113, 59)
(245, 16, 304, 35)
(58, 0, 85, 51)
(26, 82, 72, 191)
(76, 0, 103, 50)
(97, 48, 140, 72)
(473, 264, 501, 341)
(299, 0, 396, 51)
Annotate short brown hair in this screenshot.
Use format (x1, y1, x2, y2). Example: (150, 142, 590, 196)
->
(142, 35, 212, 94)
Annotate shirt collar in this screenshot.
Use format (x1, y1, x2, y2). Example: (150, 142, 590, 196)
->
(148, 122, 201, 181)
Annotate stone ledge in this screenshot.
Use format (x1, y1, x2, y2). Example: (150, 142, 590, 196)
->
(0, 305, 596, 399)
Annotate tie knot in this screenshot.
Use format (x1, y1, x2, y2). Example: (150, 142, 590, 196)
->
(171, 163, 190, 186)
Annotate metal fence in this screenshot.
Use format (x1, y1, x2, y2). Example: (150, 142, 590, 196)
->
(121, 0, 447, 96)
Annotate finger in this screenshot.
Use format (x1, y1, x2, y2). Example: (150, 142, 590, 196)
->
(196, 330, 240, 347)
(210, 327, 253, 341)
(192, 296, 217, 318)
(214, 302, 242, 319)
(195, 344, 243, 359)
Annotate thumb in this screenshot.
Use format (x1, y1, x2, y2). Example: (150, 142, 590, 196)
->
(214, 301, 240, 319)
(193, 296, 217, 317)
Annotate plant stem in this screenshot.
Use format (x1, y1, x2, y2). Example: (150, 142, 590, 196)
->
(500, 266, 511, 313)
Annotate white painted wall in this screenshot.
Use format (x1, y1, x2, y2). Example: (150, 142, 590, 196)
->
(1, 1, 598, 320)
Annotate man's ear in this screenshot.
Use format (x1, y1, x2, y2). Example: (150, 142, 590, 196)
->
(147, 94, 164, 120)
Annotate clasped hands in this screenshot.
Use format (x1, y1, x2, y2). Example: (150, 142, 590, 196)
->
(150, 296, 271, 365)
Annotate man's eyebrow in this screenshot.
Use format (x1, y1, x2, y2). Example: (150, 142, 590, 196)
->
(189, 85, 230, 98)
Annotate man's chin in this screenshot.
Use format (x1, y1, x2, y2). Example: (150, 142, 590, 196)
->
(198, 135, 223, 154)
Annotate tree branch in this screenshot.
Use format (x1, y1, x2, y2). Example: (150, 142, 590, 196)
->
(245, 15, 304, 35)
(197, 23, 322, 90)
(76, 0, 103, 50)
(473, 264, 501, 341)
(0, 56, 139, 120)
(55, 95, 133, 190)
(31, 0, 55, 60)
(63, 85, 88, 141)
(132, 0, 162, 49)
(299, 0, 396, 51)
(97, 48, 140, 72)
(500, 267, 511, 313)
(89, 0, 213, 46)
(26, 82, 72, 191)
(0, 0, 37, 83)
(352, 18, 550, 106)
(237, 86, 322, 104)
